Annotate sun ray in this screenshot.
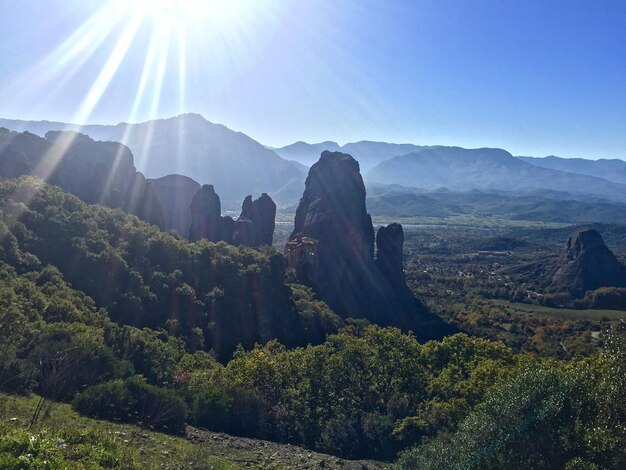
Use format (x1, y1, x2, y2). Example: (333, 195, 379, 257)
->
(27, 6, 143, 211)
(98, 31, 168, 206)
(0, 3, 122, 123)
(74, 12, 143, 124)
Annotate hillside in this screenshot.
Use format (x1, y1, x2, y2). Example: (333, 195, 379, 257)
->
(0, 177, 339, 360)
(367, 147, 626, 203)
(0, 393, 385, 469)
(0, 114, 304, 205)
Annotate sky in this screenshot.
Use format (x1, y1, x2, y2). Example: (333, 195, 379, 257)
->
(0, 0, 625, 159)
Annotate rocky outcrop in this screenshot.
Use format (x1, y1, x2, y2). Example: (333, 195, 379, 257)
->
(376, 223, 405, 285)
(233, 193, 277, 247)
(552, 228, 626, 296)
(149, 174, 200, 235)
(188, 189, 278, 247)
(0, 149, 32, 178)
(44, 131, 137, 208)
(124, 172, 166, 230)
(189, 185, 224, 242)
(0, 128, 165, 229)
(288, 150, 452, 338)
(233, 218, 256, 246)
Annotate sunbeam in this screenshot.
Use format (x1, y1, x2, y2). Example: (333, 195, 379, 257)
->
(74, 11, 143, 124)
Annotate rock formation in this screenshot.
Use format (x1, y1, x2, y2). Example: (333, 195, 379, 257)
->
(233, 218, 255, 246)
(552, 228, 626, 296)
(188, 190, 278, 247)
(124, 172, 166, 230)
(0, 149, 32, 178)
(233, 193, 277, 247)
(189, 184, 224, 242)
(149, 174, 200, 235)
(44, 131, 137, 208)
(288, 150, 452, 338)
(0, 128, 166, 230)
(376, 223, 405, 285)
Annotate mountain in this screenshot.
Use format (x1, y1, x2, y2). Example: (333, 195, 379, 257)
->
(367, 146, 626, 203)
(518, 155, 626, 185)
(341, 141, 423, 172)
(0, 114, 304, 206)
(367, 192, 453, 217)
(274, 140, 422, 172)
(272, 141, 341, 166)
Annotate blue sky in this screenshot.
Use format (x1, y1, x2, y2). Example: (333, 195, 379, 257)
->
(0, 0, 624, 158)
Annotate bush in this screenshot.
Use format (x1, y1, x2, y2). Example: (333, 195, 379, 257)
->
(190, 385, 268, 437)
(73, 376, 187, 434)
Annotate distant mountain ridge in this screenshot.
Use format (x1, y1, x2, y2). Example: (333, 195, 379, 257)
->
(4, 114, 626, 211)
(518, 155, 626, 185)
(366, 146, 626, 203)
(274, 140, 423, 172)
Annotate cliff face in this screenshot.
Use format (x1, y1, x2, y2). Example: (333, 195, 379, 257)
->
(0, 128, 165, 229)
(288, 151, 452, 339)
(234, 193, 277, 247)
(376, 222, 405, 285)
(552, 228, 626, 296)
(149, 174, 201, 235)
(188, 185, 278, 248)
(189, 184, 225, 242)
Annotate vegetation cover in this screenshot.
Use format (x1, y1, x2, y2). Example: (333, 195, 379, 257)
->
(0, 176, 624, 467)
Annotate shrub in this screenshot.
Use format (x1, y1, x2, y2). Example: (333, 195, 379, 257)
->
(190, 385, 267, 437)
(73, 376, 186, 434)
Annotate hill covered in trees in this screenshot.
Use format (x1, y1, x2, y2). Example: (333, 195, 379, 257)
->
(0, 177, 339, 360)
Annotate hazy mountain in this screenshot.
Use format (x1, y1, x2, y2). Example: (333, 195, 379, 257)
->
(518, 155, 626, 185)
(0, 114, 304, 205)
(341, 141, 423, 172)
(274, 140, 422, 172)
(273, 141, 341, 166)
(367, 146, 626, 203)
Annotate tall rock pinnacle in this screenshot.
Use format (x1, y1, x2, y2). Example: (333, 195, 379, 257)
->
(189, 184, 223, 242)
(287, 150, 452, 338)
(234, 193, 276, 247)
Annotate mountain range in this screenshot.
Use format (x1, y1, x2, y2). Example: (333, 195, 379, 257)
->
(2, 114, 626, 214)
(273, 140, 423, 172)
(518, 155, 626, 186)
(366, 147, 626, 203)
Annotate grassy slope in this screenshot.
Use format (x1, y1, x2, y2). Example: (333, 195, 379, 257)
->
(0, 393, 387, 470)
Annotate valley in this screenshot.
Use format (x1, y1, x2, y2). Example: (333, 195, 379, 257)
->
(1, 128, 625, 467)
